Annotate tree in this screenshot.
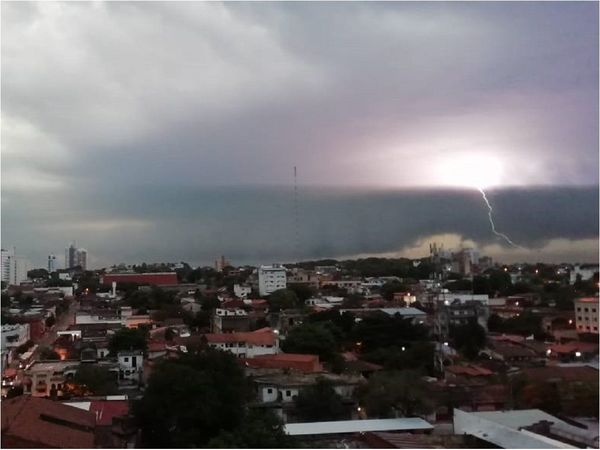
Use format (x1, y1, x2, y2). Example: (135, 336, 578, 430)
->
(133, 349, 252, 448)
(208, 409, 296, 448)
(295, 378, 348, 422)
(287, 284, 316, 303)
(68, 365, 118, 396)
(381, 281, 408, 301)
(45, 315, 56, 328)
(449, 320, 486, 360)
(108, 328, 148, 355)
(38, 347, 60, 360)
(281, 322, 340, 362)
(352, 313, 429, 353)
(359, 370, 434, 418)
(268, 289, 300, 311)
(27, 268, 49, 279)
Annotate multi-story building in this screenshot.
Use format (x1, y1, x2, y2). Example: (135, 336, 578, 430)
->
(47, 254, 57, 273)
(204, 327, 279, 358)
(65, 243, 88, 270)
(574, 297, 599, 334)
(76, 248, 87, 271)
(258, 264, 287, 296)
(434, 299, 490, 340)
(1, 248, 31, 285)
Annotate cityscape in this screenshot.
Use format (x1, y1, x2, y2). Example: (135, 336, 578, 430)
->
(1, 1, 599, 450)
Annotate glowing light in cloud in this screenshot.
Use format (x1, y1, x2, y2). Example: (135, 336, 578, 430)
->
(436, 153, 504, 189)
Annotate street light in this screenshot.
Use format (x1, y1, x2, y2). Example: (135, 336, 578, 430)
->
(575, 351, 582, 358)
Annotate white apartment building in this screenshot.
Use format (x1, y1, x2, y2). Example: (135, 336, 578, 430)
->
(574, 297, 599, 334)
(258, 264, 287, 296)
(205, 328, 279, 358)
(1, 324, 31, 351)
(1, 248, 31, 285)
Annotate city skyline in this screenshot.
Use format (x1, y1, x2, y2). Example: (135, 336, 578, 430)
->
(2, 2, 598, 268)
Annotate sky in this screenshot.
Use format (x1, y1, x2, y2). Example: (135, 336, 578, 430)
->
(1, 2, 598, 268)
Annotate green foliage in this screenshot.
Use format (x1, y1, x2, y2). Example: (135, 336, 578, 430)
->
(108, 327, 148, 355)
(359, 370, 434, 418)
(443, 279, 473, 292)
(487, 311, 543, 337)
(27, 268, 49, 279)
(124, 286, 177, 311)
(268, 289, 300, 312)
(133, 349, 252, 448)
(295, 378, 348, 422)
(281, 322, 340, 362)
(449, 320, 487, 359)
(45, 315, 56, 328)
(380, 281, 409, 301)
(71, 365, 118, 396)
(287, 283, 316, 303)
(208, 409, 296, 448)
(363, 341, 434, 374)
(351, 313, 429, 353)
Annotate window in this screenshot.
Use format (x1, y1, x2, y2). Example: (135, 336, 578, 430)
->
(577, 307, 581, 312)
(584, 308, 589, 312)
(594, 327, 598, 331)
(286, 390, 291, 397)
(578, 316, 582, 321)
(593, 309, 597, 313)
(267, 388, 273, 394)
(124, 357, 129, 362)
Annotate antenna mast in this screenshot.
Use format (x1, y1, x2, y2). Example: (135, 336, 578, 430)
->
(293, 166, 299, 260)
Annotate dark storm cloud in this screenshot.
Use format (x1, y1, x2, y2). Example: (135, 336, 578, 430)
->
(1, 2, 598, 266)
(2, 185, 597, 267)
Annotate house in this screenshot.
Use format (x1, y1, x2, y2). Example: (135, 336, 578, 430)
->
(211, 308, 251, 333)
(445, 364, 493, 382)
(204, 327, 279, 358)
(117, 351, 143, 383)
(1, 396, 96, 448)
(284, 418, 433, 439)
(547, 341, 599, 362)
(242, 353, 323, 373)
(23, 360, 80, 398)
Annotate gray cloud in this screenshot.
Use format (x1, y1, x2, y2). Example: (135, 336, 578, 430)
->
(1, 2, 598, 266)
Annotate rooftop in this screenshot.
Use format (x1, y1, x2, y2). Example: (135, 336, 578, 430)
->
(284, 418, 433, 436)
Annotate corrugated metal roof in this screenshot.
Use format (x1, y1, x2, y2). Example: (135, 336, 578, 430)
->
(284, 418, 433, 436)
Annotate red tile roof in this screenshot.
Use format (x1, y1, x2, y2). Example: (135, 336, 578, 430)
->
(1, 396, 95, 448)
(89, 400, 129, 427)
(204, 328, 276, 346)
(549, 341, 599, 354)
(242, 353, 323, 373)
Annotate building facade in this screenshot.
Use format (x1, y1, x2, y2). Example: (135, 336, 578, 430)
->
(574, 297, 599, 334)
(258, 264, 287, 296)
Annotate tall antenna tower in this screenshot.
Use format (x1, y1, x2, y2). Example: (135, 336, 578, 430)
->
(293, 166, 299, 261)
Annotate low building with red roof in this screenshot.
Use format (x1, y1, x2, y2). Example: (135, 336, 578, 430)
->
(2, 396, 96, 448)
(204, 327, 278, 358)
(242, 353, 323, 373)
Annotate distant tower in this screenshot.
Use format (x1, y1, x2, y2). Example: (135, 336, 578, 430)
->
(47, 254, 57, 273)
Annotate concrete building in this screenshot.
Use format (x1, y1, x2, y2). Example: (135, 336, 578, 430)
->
(258, 264, 287, 296)
(1, 248, 31, 285)
(1, 324, 31, 351)
(233, 283, 252, 298)
(574, 297, 599, 334)
(65, 243, 87, 270)
(204, 327, 278, 358)
(117, 351, 143, 383)
(47, 254, 57, 273)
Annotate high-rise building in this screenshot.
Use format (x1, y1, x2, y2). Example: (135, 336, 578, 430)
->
(1, 248, 31, 285)
(76, 248, 87, 271)
(47, 254, 57, 273)
(65, 243, 88, 270)
(258, 264, 287, 296)
(65, 243, 77, 269)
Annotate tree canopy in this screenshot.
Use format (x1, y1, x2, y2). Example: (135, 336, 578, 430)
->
(294, 378, 348, 422)
(133, 349, 273, 448)
(281, 322, 340, 362)
(268, 289, 300, 311)
(108, 327, 148, 355)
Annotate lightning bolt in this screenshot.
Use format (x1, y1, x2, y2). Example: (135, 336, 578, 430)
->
(478, 187, 522, 248)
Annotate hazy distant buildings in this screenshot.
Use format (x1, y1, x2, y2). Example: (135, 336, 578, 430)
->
(65, 243, 88, 270)
(258, 264, 287, 296)
(47, 254, 57, 273)
(1, 248, 31, 285)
